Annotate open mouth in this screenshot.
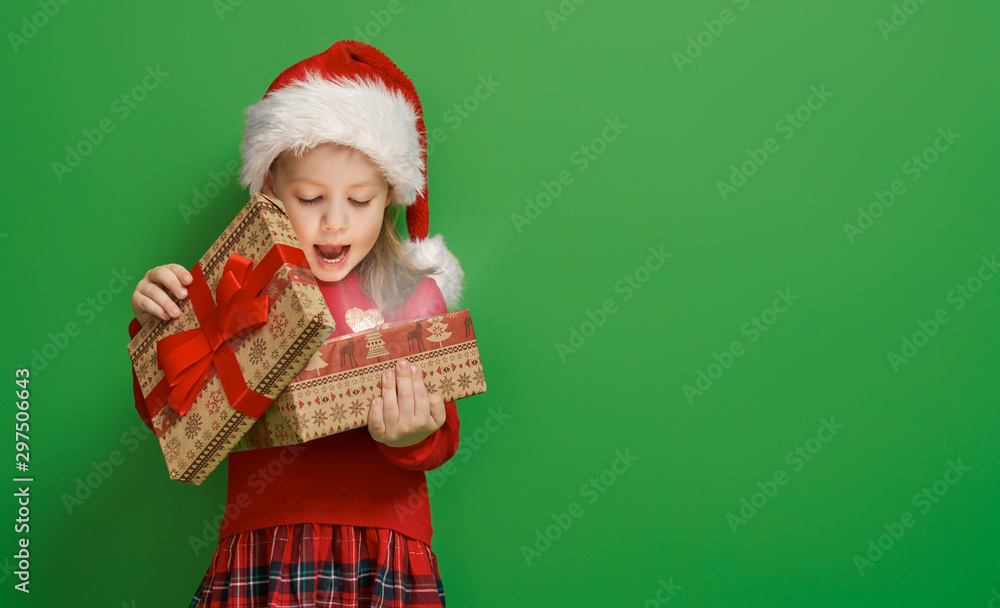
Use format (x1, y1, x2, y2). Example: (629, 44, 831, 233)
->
(315, 244, 349, 265)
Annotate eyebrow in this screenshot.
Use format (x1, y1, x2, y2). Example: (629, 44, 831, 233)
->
(286, 177, 380, 189)
(344, 179, 380, 189)
(286, 177, 326, 187)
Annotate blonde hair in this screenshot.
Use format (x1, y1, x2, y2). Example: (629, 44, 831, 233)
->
(354, 194, 439, 318)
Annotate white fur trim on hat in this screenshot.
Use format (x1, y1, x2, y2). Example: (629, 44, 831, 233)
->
(405, 234, 464, 309)
(240, 73, 424, 204)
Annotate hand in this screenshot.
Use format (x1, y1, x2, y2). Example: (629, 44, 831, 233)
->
(368, 358, 446, 448)
(131, 264, 193, 327)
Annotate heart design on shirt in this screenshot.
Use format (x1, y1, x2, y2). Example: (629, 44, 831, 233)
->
(345, 307, 385, 333)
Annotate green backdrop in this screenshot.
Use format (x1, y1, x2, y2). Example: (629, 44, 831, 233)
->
(2, 1, 998, 606)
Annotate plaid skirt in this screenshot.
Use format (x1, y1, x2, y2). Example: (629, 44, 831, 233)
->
(189, 524, 446, 608)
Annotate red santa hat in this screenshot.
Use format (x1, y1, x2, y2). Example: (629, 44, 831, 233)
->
(239, 40, 463, 307)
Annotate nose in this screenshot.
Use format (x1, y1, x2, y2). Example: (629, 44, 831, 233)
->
(320, 200, 348, 233)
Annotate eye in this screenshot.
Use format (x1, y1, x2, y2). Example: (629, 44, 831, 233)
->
(297, 196, 321, 205)
(350, 198, 373, 207)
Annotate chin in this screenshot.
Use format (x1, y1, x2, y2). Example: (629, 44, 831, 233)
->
(314, 262, 351, 283)
(314, 268, 347, 283)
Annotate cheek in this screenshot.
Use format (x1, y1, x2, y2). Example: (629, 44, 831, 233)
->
(365, 212, 386, 242)
(292, 224, 310, 248)
(284, 210, 312, 247)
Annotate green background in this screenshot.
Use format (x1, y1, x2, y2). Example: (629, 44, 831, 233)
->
(2, 1, 998, 606)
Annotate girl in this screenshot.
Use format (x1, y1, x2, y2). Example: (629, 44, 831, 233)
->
(127, 40, 464, 607)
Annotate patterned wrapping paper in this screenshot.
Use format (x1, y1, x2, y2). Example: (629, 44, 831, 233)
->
(231, 309, 486, 452)
(126, 193, 336, 485)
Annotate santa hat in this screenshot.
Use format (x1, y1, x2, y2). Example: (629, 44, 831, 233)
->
(239, 40, 463, 307)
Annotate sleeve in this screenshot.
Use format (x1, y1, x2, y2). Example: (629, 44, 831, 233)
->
(128, 318, 156, 433)
(376, 277, 460, 471)
(375, 400, 459, 471)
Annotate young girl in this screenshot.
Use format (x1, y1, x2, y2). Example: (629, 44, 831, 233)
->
(127, 40, 464, 607)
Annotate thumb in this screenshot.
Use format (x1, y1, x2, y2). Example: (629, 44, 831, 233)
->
(368, 396, 386, 439)
(427, 393, 447, 430)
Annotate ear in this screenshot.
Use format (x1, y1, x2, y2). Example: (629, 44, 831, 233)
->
(262, 169, 276, 197)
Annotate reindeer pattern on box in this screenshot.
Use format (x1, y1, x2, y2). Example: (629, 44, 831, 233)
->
(234, 308, 485, 451)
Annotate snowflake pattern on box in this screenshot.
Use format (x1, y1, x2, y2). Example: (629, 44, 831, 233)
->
(233, 309, 487, 451)
(184, 412, 202, 439)
(311, 409, 328, 428)
(247, 338, 267, 366)
(125, 194, 337, 485)
(268, 311, 289, 341)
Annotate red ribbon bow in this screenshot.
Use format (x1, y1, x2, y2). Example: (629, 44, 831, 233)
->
(156, 254, 269, 415)
(145, 244, 308, 419)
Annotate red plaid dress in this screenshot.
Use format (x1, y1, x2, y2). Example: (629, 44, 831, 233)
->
(188, 524, 446, 607)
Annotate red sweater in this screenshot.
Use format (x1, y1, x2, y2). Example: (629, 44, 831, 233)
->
(128, 268, 459, 547)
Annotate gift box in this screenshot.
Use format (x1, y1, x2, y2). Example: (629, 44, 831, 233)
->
(126, 193, 336, 484)
(231, 309, 486, 451)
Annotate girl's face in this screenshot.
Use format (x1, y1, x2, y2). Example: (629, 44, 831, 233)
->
(263, 142, 391, 283)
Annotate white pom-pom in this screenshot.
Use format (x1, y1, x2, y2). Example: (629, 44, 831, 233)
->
(404, 234, 464, 309)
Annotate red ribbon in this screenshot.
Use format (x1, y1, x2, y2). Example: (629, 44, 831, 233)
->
(145, 244, 309, 419)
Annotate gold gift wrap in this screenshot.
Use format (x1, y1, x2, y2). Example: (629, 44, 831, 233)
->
(232, 309, 486, 451)
(126, 194, 336, 484)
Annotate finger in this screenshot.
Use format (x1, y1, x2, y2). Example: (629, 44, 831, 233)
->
(427, 392, 446, 429)
(151, 266, 189, 300)
(133, 290, 172, 321)
(409, 364, 431, 420)
(167, 264, 194, 286)
(394, 359, 415, 419)
(139, 283, 182, 320)
(381, 368, 399, 426)
(131, 291, 161, 323)
(367, 395, 385, 439)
